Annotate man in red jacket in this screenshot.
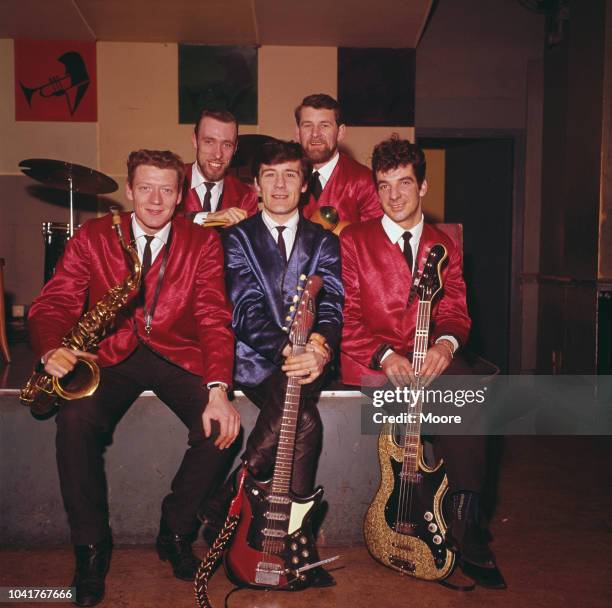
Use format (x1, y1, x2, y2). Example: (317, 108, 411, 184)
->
(180, 108, 259, 226)
(29, 150, 240, 606)
(340, 137, 505, 589)
(295, 93, 382, 224)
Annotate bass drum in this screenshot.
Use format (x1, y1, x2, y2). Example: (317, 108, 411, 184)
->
(42, 222, 72, 284)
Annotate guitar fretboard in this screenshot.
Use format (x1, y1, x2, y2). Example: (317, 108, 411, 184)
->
(402, 300, 431, 475)
(270, 345, 305, 497)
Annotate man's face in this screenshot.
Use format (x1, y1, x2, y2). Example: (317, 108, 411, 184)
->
(256, 160, 307, 222)
(296, 107, 345, 167)
(192, 116, 238, 181)
(376, 164, 427, 229)
(126, 165, 182, 235)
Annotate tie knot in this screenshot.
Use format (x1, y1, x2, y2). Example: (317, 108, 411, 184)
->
(403, 231, 412, 244)
(144, 235, 155, 245)
(204, 181, 215, 192)
(276, 226, 286, 235)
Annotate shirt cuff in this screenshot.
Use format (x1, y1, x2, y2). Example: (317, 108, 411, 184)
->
(435, 335, 459, 353)
(380, 348, 394, 363)
(193, 211, 209, 225)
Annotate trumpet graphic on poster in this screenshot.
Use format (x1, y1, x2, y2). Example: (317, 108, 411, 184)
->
(20, 51, 90, 116)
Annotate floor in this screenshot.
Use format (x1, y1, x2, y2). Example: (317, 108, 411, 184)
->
(2, 436, 611, 608)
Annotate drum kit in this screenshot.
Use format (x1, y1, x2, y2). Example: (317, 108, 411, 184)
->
(19, 159, 118, 283)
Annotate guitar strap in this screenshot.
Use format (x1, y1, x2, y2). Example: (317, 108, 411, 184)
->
(194, 466, 247, 608)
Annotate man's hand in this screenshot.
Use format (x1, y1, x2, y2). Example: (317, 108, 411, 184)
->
(381, 352, 415, 388)
(207, 207, 247, 227)
(419, 341, 453, 386)
(281, 338, 330, 385)
(43, 347, 98, 378)
(202, 387, 240, 449)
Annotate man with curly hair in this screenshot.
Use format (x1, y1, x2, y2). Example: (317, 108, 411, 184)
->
(340, 137, 506, 589)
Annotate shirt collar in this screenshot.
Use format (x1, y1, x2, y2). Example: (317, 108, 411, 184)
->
(191, 161, 223, 191)
(261, 209, 300, 232)
(315, 152, 340, 183)
(131, 213, 172, 245)
(381, 213, 424, 245)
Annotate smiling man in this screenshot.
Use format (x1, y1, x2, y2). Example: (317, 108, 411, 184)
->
(181, 108, 259, 226)
(28, 150, 239, 606)
(340, 136, 506, 589)
(295, 93, 382, 224)
(199, 140, 343, 587)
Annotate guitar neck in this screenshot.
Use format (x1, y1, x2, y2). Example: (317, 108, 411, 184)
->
(402, 300, 431, 468)
(270, 344, 305, 496)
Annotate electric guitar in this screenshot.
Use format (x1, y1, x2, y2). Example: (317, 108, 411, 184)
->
(364, 244, 456, 581)
(223, 274, 335, 591)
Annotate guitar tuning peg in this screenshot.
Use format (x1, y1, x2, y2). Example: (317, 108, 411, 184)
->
(286, 315, 292, 321)
(293, 295, 299, 302)
(299, 274, 306, 281)
(289, 306, 295, 312)
(297, 286, 303, 291)
(282, 326, 288, 332)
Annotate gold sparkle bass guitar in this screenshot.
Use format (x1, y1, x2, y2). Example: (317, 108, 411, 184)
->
(364, 244, 455, 581)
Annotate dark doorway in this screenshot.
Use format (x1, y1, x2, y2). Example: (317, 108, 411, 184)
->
(419, 137, 515, 372)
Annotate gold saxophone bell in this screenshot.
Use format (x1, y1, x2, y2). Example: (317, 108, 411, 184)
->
(51, 356, 101, 400)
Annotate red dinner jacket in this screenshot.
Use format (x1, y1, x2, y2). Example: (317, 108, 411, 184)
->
(180, 163, 259, 217)
(301, 153, 382, 224)
(340, 219, 471, 386)
(28, 212, 234, 385)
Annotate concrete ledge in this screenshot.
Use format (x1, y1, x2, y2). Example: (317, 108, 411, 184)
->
(1, 392, 379, 547)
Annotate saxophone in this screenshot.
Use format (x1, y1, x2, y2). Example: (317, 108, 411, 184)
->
(20, 208, 142, 417)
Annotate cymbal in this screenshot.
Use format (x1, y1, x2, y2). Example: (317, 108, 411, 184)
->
(19, 158, 118, 195)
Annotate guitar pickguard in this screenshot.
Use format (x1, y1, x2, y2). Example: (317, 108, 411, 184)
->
(224, 474, 324, 590)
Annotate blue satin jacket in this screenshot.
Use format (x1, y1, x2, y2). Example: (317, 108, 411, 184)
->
(222, 213, 344, 387)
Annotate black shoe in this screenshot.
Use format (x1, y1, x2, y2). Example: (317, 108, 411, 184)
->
(72, 536, 112, 607)
(445, 492, 502, 561)
(309, 566, 336, 588)
(459, 559, 507, 589)
(156, 521, 201, 581)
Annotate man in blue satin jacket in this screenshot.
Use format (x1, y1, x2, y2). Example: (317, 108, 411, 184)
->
(201, 140, 343, 587)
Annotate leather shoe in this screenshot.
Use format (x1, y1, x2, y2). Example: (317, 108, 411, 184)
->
(460, 559, 507, 589)
(445, 491, 507, 589)
(72, 536, 112, 607)
(156, 521, 201, 581)
(309, 566, 336, 588)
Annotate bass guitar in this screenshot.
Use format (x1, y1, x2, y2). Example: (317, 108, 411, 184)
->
(364, 244, 455, 581)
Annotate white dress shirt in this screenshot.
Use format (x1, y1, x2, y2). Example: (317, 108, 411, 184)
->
(379, 213, 459, 361)
(131, 213, 171, 264)
(261, 209, 299, 260)
(191, 162, 224, 225)
(313, 152, 340, 190)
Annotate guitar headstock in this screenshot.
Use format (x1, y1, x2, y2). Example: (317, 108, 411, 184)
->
(282, 274, 323, 347)
(415, 244, 447, 303)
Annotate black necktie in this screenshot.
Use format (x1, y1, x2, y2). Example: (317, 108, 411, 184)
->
(309, 171, 322, 200)
(202, 182, 215, 212)
(141, 235, 155, 278)
(402, 231, 413, 273)
(276, 226, 287, 261)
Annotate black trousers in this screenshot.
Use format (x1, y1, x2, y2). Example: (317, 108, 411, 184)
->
(55, 344, 232, 545)
(239, 368, 324, 496)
